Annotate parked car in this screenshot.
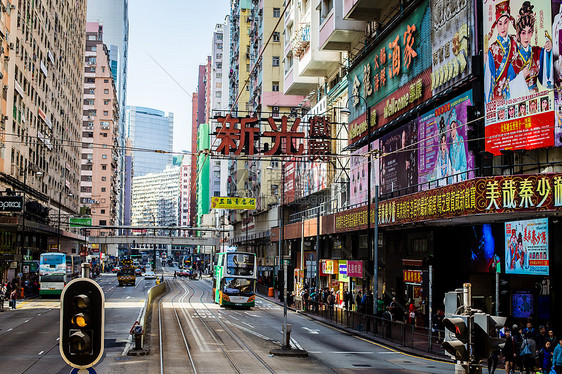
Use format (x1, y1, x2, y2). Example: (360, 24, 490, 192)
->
(134, 268, 142, 276)
(112, 266, 121, 273)
(144, 271, 156, 279)
(178, 269, 191, 277)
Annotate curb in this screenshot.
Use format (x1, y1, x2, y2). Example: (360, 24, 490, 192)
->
(256, 293, 450, 363)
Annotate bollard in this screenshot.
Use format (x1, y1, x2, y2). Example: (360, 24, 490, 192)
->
(283, 324, 292, 349)
(132, 324, 143, 350)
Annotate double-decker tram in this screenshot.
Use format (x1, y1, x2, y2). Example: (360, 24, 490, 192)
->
(213, 252, 257, 307)
(39, 252, 82, 296)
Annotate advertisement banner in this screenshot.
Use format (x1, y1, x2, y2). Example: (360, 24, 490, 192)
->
(484, 0, 554, 155)
(403, 269, 423, 284)
(347, 261, 363, 278)
(505, 218, 549, 275)
(347, 0, 432, 129)
(418, 90, 475, 188)
(211, 196, 256, 210)
(378, 173, 562, 227)
(349, 140, 379, 206)
(553, 2, 562, 146)
(430, 0, 473, 94)
(295, 159, 329, 199)
(0, 196, 23, 212)
(338, 261, 349, 282)
(283, 161, 296, 204)
(380, 121, 418, 194)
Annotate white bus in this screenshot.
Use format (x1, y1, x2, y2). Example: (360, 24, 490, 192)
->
(39, 253, 82, 296)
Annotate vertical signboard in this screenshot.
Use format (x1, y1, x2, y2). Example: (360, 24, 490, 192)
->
(553, 2, 562, 146)
(418, 90, 475, 188)
(380, 121, 418, 194)
(484, 0, 554, 155)
(505, 218, 549, 275)
(430, 0, 473, 94)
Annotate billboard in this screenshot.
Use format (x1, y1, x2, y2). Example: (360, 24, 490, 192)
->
(505, 218, 549, 275)
(349, 140, 379, 206)
(418, 91, 475, 187)
(430, 0, 473, 94)
(484, 0, 554, 155)
(380, 121, 418, 194)
(211, 197, 256, 210)
(553, 1, 562, 146)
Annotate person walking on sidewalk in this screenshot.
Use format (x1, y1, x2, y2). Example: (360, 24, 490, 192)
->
(553, 338, 562, 374)
(502, 328, 517, 374)
(520, 332, 536, 374)
(541, 340, 553, 374)
(9, 283, 19, 310)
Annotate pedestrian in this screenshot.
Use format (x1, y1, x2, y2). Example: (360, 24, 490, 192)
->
(553, 338, 562, 374)
(365, 291, 374, 315)
(520, 332, 536, 374)
(355, 291, 362, 313)
(502, 328, 517, 374)
(522, 320, 537, 339)
(327, 291, 335, 318)
(344, 289, 351, 311)
(432, 309, 445, 343)
(10, 285, 18, 310)
(541, 341, 554, 373)
(407, 299, 416, 325)
(512, 324, 523, 372)
(547, 329, 558, 348)
(389, 297, 399, 320)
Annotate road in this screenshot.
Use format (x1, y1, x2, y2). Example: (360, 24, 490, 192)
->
(148, 272, 454, 374)
(0, 268, 455, 373)
(0, 273, 156, 374)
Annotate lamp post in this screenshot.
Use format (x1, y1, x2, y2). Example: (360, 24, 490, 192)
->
(341, 95, 379, 315)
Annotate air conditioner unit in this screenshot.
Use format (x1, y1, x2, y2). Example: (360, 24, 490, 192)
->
(9, 43, 14, 50)
(9, 5, 15, 10)
(3, 55, 8, 61)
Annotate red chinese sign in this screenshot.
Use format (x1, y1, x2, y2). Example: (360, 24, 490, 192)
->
(215, 115, 331, 158)
(347, 261, 363, 278)
(403, 269, 422, 284)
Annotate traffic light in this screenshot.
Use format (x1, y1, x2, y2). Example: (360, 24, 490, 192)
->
(60, 278, 105, 369)
(473, 313, 506, 363)
(442, 316, 470, 361)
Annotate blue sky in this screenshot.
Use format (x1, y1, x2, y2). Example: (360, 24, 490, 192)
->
(127, 0, 230, 153)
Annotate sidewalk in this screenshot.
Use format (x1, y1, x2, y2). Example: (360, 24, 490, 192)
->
(256, 291, 450, 363)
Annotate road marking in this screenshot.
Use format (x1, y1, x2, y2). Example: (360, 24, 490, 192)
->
(302, 327, 319, 334)
(290, 337, 303, 350)
(244, 311, 259, 317)
(38, 351, 44, 355)
(24, 320, 29, 323)
(230, 315, 239, 320)
(56, 338, 60, 341)
(7, 328, 12, 332)
(242, 321, 254, 329)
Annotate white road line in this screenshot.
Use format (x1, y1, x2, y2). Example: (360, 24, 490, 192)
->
(56, 338, 60, 341)
(177, 282, 210, 352)
(7, 328, 12, 332)
(290, 337, 303, 351)
(230, 315, 239, 320)
(242, 321, 254, 329)
(243, 311, 259, 317)
(302, 326, 319, 334)
(38, 351, 44, 355)
(24, 320, 29, 323)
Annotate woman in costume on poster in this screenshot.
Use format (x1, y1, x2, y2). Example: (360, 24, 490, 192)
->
(485, 0, 518, 103)
(434, 133, 452, 186)
(448, 108, 468, 183)
(510, 1, 553, 96)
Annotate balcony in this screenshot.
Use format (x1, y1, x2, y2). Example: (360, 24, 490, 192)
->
(343, 0, 400, 21)
(293, 16, 340, 77)
(283, 64, 316, 96)
(319, 3, 365, 51)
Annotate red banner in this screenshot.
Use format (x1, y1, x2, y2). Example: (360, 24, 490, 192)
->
(485, 111, 554, 155)
(403, 269, 422, 284)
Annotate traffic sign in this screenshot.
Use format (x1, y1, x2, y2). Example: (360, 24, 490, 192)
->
(282, 259, 290, 265)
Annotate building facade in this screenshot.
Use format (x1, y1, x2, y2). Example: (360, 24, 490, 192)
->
(86, 0, 129, 228)
(80, 22, 120, 237)
(0, 0, 88, 282)
(125, 105, 173, 177)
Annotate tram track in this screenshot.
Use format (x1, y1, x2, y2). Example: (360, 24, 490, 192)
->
(185, 279, 276, 374)
(158, 281, 197, 374)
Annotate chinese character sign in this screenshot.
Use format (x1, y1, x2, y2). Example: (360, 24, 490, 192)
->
(505, 218, 549, 275)
(483, 0, 554, 155)
(430, 0, 472, 94)
(346, 1, 431, 126)
(347, 261, 363, 277)
(211, 196, 256, 210)
(403, 269, 423, 284)
(418, 90, 475, 188)
(553, 2, 562, 147)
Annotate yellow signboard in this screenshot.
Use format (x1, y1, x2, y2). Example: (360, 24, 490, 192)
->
(211, 196, 256, 210)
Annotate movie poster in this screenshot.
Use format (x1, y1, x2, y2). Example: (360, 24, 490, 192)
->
(418, 91, 475, 188)
(380, 121, 418, 195)
(484, 0, 554, 155)
(349, 140, 379, 206)
(505, 218, 549, 275)
(553, 1, 562, 146)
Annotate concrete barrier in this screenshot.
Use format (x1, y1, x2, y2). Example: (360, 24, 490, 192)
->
(123, 281, 167, 355)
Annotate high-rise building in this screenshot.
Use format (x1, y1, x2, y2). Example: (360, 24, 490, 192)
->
(0, 1, 87, 280)
(126, 106, 173, 177)
(131, 165, 180, 230)
(80, 22, 120, 237)
(196, 124, 211, 226)
(87, 0, 129, 228)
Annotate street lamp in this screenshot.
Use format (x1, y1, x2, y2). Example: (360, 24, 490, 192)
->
(341, 96, 379, 316)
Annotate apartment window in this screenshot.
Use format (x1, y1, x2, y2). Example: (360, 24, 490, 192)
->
(272, 56, 280, 66)
(273, 32, 280, 42)
(102, 154, 107, 159)
(101, 133, 108, 137)
(104, 79, 109, 83)
(101, 176, 106, 181)
(102, 165, 107, 170)
(271, 160, 279, 169)
(101, 209, 106, 214)
(272, 81, 280, 92)
(273, 7, 280, 17)
(104, 89, 109, 94)
(216, 72, 222, 78)
(217, 53, 222, 59)
(99, 220, 107, 226)
(101, 66, 105, 72)
(217, 62, 222, 69)
(104, 99, 110, 105)
(216, 92, 222, 98)
(271, 184, 279, 195)
(101, 187, 106, 192)
(272, 106, 280, 117)
(103, 111, 108, 116)
(246, 64, 250, 72)
(214, 191, 220, 197)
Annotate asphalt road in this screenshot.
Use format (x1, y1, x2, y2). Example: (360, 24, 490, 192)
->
(0, 273, 156, 374)
(147, 271, 455, 374)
